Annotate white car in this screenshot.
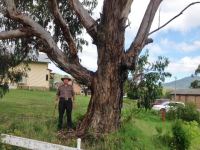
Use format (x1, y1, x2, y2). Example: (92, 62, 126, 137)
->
(152, 101, 185, 112)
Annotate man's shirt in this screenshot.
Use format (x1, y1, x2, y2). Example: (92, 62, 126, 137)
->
(57, 84, 75, 99)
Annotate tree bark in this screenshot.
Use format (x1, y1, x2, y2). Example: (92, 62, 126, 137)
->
(77, 56, 126, 136)
(76, 0, 129, 135)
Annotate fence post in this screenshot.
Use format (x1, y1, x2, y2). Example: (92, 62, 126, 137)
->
(77, 138, 81, 150)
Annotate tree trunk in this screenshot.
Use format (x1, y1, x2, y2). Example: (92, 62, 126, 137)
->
(77, 27, 126, 136)
(77, 62, 126, 136)
(76, 1, 129, 136)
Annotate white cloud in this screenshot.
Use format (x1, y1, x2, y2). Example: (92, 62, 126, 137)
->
(160, 39, 200, 52)
(124, 0, 200, 49)
(147, 43, 164, 55)
(177, 41, 200, 52)
(166, 56, 200, 74)
(152, 0, 200, 33)
(78, 46, 97, 71)
(78, 31, 97, 71)
(123, 0, 200, 37)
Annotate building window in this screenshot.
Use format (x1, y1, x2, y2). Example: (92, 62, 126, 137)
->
(46, 75, 48, 81)
(18, 76, 27, 84)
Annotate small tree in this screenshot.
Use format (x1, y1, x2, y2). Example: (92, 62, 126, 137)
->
(128, 51, 171, 109)
(0, 43, 30, 97)
(190, 64, 200, 88)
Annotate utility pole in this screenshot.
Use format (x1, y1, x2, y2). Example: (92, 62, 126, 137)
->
(174, 76, 177, 101)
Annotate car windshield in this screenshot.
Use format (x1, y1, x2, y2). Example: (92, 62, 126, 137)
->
(161, 101, 169, 106)
(154, 99, 170, 105)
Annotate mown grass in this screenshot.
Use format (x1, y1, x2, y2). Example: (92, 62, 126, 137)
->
(1, 89, 197, 150)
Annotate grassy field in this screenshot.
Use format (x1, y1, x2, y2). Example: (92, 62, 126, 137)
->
(0, 89, 196, 150)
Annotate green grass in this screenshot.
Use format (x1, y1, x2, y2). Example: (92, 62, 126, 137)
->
(1, 89, 199, 150)
(0, 89, 89, 149)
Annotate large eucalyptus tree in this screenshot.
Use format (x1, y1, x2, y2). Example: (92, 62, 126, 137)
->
(0, 0, 198, 136)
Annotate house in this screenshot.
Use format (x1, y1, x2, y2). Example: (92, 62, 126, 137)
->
(170, 89, 200, 108)
(16, 54, 82, 93)
(18, 54, 51, 90)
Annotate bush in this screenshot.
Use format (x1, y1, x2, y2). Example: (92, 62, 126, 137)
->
(183, 121, 200, 150)
(154, 125, 172, 148)
(171, 120, 190, 150)
(166, 103, 200, 123)
(166, 105, 184, 120)
(181, 103, 200, 123)
(127, 90, 139, 99)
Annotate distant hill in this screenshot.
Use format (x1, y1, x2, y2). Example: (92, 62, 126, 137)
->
(163, 76, 200, 89)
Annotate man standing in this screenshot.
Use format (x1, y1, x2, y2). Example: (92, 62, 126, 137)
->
(56, 75, 75, 131)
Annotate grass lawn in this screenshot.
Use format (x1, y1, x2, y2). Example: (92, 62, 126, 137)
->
(0, 89, 193, 150)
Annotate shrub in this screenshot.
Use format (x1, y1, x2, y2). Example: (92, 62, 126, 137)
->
(183, 121, 200, 150)
(166, 103, 200, 123)
(166, 105, 184, 120)
(180, 103, 200, 123)
(127, 90, 139, 99)
(154, 125, 172, 148)
(171, 120, 190, 150)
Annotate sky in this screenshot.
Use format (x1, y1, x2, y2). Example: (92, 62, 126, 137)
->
(49, 0, 200, 83)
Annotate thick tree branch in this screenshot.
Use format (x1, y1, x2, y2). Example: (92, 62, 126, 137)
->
(69, 0, 97, 39)
(125, 0, 162, 69)
(149, 2, 200, 35)
(3, 0, 93, 86)
(0, 28, 31, 40)
(101, 0, 133, 31)
(48, 0, 78, 57)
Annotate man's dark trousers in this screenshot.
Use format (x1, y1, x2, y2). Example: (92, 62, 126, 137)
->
(58, 97, 72, 130)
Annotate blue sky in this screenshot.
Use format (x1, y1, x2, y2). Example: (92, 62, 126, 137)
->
(49, 0, 200, 83)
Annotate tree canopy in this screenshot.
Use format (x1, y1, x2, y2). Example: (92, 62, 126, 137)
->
(126, 51, 171, 109)
(190, 65, 200, 88)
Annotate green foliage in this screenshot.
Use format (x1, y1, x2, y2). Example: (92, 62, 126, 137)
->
(194, 64, 200, 75)
(190, 64, 200, 88)
(0, 90, 172, 150)
(0, 0, 97, 53)
(0, 83, 9, 98)
(127, 50, 171, 109)
(0, 0, 97, 97)
(154, 125, 172, 148)
(155, 120, 200, 150)
(2, 90, 200, 150)
(180, 103, 200, 123)
(127, 85, 139, 99)
(166, 103, 200, 123)
(171, 120, 190, 150)
(162, 89, 172, 99)
(0, 40, 32, 99)
(190, 80, 200, 88)
(183, 121, 200, 150)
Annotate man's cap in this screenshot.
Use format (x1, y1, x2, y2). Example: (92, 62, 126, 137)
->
(61, 75, 72, 81)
